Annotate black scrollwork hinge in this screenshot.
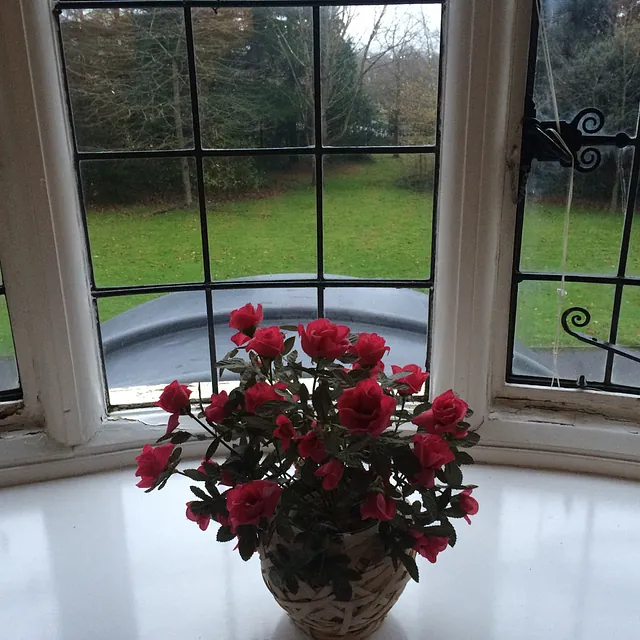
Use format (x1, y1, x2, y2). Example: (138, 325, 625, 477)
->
(521, 101, 633, 174)
(561, 307, 640, 387)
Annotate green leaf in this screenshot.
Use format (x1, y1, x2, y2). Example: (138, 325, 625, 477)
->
(392, 444, 422, 478)
(286, 349, 299, 365)
(214, 357, 249, 373)
(444, 462, 463, 487)
(454, 450, 475, 465)
(279, 325, 299, 332)
(400, 552, 420, 583)
(170, 431, 192, 445)
(205, 439, 219, 461)
(238, 534, 257, 561)
(183, 469, 208, 482)
(217, 526, 236, 542)
(168, 446, 182, 464)
(312, 380, 332, 423)
(456, 431, 480, 448)
(282, 335, 296, 356)
(190, 485, 209, 500)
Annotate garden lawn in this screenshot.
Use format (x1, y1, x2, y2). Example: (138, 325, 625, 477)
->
(1, 158, 639, 356)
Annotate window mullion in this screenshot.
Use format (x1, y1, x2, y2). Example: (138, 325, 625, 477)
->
(0, 0, 105, 444)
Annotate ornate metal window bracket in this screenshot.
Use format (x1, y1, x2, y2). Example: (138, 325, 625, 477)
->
(561, 307, 640, 389)
(521, 100, 633, 174)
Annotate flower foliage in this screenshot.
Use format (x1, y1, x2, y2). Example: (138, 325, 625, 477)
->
(136, 306, 480, 600)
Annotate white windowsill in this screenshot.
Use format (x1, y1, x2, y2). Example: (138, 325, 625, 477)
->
(2, 464, 639, 639)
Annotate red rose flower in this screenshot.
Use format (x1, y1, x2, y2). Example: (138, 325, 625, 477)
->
(337, 378, 396, 438)
(390, 364, 429, 396)
(155, 381, 192, 433)
(458, 489, 479, 524)
(298, 318, 351, 360)
(353, 360, 385, 378)
(410, 532, 448, 563)
(245, 326, 285, 358)
(314, 459, 344, 490)
(297, 430, 327, 463)
(244, 382, 282, 413)
(196, 459, 235, 487)
(274, 414, 296, 452)
(411, 389, 468, 436)
(134, 443, 174, 489)
(205, 391, 229, 424)
(186, 501, 210, 531)
(412, 433, 455, 488)
(360, 493, 397, 521)
(351, 333, 390, 366)
(225, 480, 283, 531)
(229, 303, 263, 346)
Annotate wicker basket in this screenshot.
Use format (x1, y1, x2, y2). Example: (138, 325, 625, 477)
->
(259, 527, 415, 639)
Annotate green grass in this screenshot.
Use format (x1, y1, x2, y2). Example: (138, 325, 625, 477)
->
(1, 157, 639, 357)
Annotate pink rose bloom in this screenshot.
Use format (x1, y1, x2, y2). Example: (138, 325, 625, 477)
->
(410, 532, 448, 563)
(337, 378, 396, 438)
(155, 381, 192, 433)
(245, 326, 285, 358)
(350, 333, 390, 366)
(229, 303, 263, 346)
(226, 480, 283, 532)
(390, 364, 429, 395)
(274, 414, 296, 452)
(314, 459, 344, 490)
(186, 501, 210, 531)
(204, 391, 229, 424)
(134, 443, 174, 489)
(360, 493, 397, 521)
(412, 433, 455, 488)
(411, 389, 468, 436)
(458, 489, 479, 524)
(244, 382, 282, 413)
(298, 318, 351, 360)
(297, 430, 327, 463)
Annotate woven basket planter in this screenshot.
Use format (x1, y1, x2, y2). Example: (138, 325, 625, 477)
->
(259, 527, 415, 639)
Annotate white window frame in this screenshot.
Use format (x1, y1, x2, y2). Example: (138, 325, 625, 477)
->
(0, 0, 639, 487)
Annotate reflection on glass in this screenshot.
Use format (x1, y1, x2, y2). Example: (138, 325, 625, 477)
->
(324, 286, 429, 370)
(60, 9, 192, 152)
(0, 295, 19, 393)
(98, 293, 211, 405)
(534, 0, 640, 135)
(611, 286, 640, 386)
(324, 155, 433, 278)
(80, 158, 203, 287)
(520, 149, 632, 275)
(195, 7, 313, 149)
(321, 4, 441, 146)
(205, 156, 316, 280)
(513, 281, 615, 382)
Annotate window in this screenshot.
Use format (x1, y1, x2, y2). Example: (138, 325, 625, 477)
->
(54, 0, 443, 409)
(1, 0, 638, 482)
(0, 262, 20, 400)
(506, 0, 640, 396)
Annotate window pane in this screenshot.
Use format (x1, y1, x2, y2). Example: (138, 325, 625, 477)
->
(520, 149, 632, 275)
(0, 295, 19, 394)
(325, 286, 429, 370)
(625, 182, 640, 276)
(206, 156, 316, 280)
(611, 286, 640, 386)
(321, 4, 441, 146)
(60, 8, 192, 152)
(324, 154, 433, 279)
(534, 0, 640, 135)
(99, 293, 211, 406)
(81, 158, 204, 287)
(512, 281, 615, 383)
(195, 7, 313, 149)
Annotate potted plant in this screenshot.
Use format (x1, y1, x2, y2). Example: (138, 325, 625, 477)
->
(135, 303, 480, 639)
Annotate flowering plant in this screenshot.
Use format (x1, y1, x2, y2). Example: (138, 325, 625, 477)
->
(136, 303, 480, 601)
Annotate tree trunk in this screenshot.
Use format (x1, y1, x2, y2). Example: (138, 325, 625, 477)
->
(172, 58, 192, 207)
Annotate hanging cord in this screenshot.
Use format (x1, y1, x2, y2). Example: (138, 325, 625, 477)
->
(535, 0, 575, 387)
